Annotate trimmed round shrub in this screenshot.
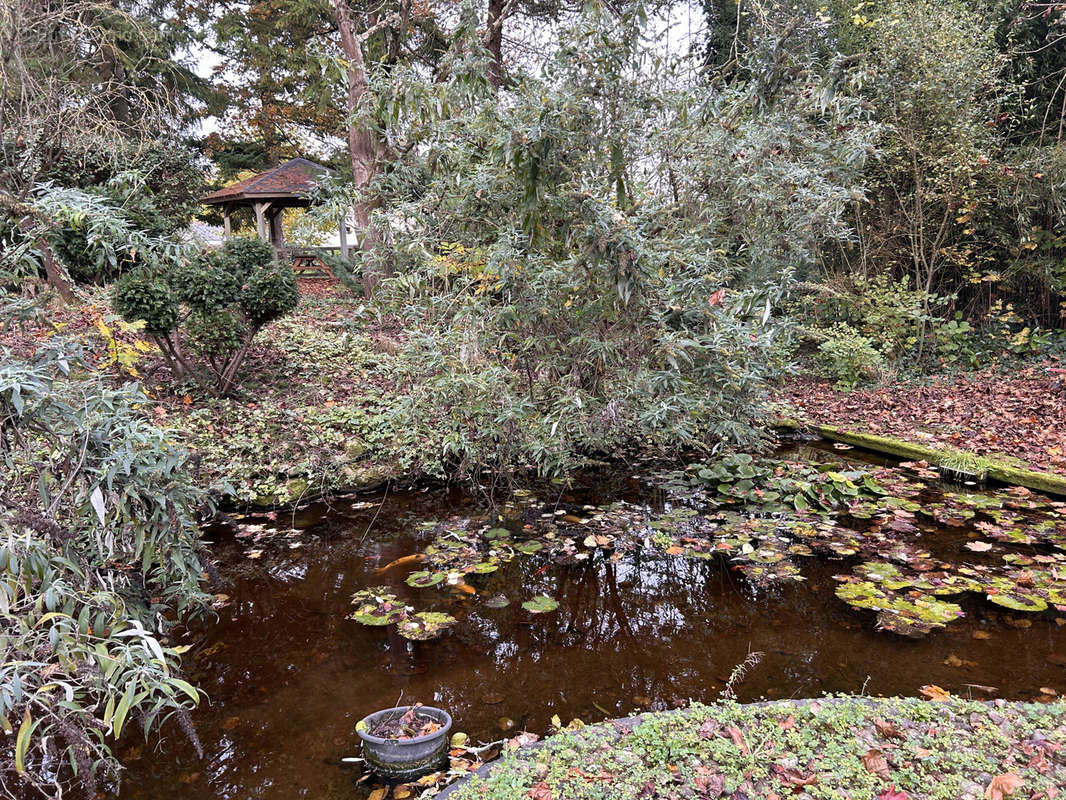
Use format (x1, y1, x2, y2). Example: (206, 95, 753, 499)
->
(112, 271, 179, 334)
(173, 252, 241, 311)
(239, 265, 299, 325)
(185, 309, 246, 357)
(217, 237, 274, 278)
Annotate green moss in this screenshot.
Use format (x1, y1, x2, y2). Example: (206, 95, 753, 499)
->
(803, 425, 1066, 497)
(446, 697, 1066, 800)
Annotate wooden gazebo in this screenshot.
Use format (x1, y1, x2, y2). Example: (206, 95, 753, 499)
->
(200, 157, 349, 261)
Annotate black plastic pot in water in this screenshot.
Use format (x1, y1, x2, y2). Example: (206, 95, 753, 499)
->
(356, 706, 452, 782)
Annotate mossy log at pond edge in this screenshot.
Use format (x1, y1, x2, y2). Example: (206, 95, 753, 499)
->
(436, 696, 1066, 800)
(778, 419, 1066, 497)
(241, 462, 400, 509)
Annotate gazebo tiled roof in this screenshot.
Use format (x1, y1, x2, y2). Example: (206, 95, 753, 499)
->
(200, 158, 332, 205)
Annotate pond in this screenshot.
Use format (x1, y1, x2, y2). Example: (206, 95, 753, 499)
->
(111, 444, 1066, 800)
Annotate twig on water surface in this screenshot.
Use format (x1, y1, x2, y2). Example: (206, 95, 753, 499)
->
(359, 485, 390, 543)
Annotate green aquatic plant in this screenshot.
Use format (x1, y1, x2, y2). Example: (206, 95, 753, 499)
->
(521, 595, 559, 614)
(834, 578, 965, 636)
(349, 587, 407, 625)
(659, 456, 895, 514)
(397, 612, 458, 641)
(406, 570, 446, 588)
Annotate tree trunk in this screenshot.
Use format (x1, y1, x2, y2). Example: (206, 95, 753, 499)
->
(486, 0, 506, 90)
(331, 0, 376, 243)
(7, 207, 74, 303)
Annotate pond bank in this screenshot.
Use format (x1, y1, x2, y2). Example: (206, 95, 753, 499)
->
(439, 696, 1066, 800)
(777, 420, 1066, 497)
(781, 371, 1066, 479)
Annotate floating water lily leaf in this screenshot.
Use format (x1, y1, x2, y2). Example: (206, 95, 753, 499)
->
(876, 595, 964, 637)
(987, 591, 1048, 612)
(522, 594, 559, 614)
(406, 570, 445, 588)
(854, 561, 919, 591)
(926, 572, 985, 595)
(396, 612, 457, 641)
(834, 579, 964, 637)
(349, 587, 407, 626)
(483, 595, 510, 608)
(468, 560, 500, 574)
(484, 527, 511, 540)
(835, 579, 889, 609)
(516, 541, 544, 554)
(737, 561, 805, 584)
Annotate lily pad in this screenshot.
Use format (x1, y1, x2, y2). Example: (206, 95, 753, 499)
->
(522, 594, 559, 614)
(406, 570, 445, 588)
(987, 592, 1048, 612)
(834, 579, 964, 637)
(349, 587, 407, 626)
(396, 612, 457, 641)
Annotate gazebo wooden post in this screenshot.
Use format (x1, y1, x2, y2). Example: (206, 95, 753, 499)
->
(268, 207, 285, 257)
(200, 159, 337, 269)
(253, 201, 270, 242)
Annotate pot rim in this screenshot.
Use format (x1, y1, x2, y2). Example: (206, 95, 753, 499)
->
(356, 705, 453, 746)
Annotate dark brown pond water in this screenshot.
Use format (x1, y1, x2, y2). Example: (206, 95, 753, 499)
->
(112, 445, 1066, 800)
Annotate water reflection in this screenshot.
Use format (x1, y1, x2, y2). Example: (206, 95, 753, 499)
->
(113, 465, 1066, 800)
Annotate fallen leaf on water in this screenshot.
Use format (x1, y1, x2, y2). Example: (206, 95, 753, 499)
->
(965, 541, 994, 552)
(367, 789, 387, 800)
(984, 772, 1024, 800)
(1039, 686, 1057, 696)
(393, 787, 411, 799)
(973, 631, 991, 640)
